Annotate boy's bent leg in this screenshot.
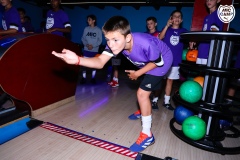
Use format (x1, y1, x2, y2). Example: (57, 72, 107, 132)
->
(137, 88, 151, 116)
(129, 88, 154, 152)
(128, 87, 151, 120)
(129, 86, 150, 120)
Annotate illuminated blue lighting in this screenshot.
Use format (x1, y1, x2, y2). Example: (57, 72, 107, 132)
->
(0, 38, 17, 47)
(79, 97, 109, 117)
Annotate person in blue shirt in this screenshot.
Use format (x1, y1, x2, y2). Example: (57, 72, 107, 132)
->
(0, 0, 22, 36)
(46, 0, 71, 36)
(80, 14, 102, 84)
(52, 16, 173, 152)
(190, 0, 223, 65)
(159, 10, 188, 110)
(17, 8, 34, 32)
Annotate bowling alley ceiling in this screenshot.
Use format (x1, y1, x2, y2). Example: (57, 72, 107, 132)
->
(21, 0, 240, 10)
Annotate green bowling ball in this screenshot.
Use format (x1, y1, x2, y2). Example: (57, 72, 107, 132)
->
(182, 116, 206, 140)
(179, 80, 203, 103)
(182, 49, 188, 60)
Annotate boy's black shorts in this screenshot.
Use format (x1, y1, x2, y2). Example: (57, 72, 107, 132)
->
(139, 74, 163, 91)
(111, 57, 121, 66)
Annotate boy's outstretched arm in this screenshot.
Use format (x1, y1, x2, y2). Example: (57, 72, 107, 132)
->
(52, 49, 111, 69)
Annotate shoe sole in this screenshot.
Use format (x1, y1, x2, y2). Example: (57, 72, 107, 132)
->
(128, 117, 140, 120)
(128, 116, 140, 120)
(140, 139, 155, 152)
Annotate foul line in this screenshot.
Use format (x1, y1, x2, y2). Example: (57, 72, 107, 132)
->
(40, 122, 138, 158)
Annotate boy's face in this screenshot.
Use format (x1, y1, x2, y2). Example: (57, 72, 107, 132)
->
(206, 0, 220, 10)
(146, 20, 157, 31)
(18, 11, 25, 23)
(171, 12, 183, 25)
(87, 18, 95, 26)
(1, 0, 11, 7)
(104, 31, 128, 55)
(18, 11, 25, 18)
(51, 0, 60, 9)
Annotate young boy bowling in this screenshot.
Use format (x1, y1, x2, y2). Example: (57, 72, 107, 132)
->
(52, 16, 173, 152)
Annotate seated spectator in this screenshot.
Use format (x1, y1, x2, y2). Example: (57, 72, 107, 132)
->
(0, 0, 22, 36)
(17, 7, 34, 32)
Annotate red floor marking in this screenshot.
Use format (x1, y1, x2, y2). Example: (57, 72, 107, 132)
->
(40, 122, 138, 158)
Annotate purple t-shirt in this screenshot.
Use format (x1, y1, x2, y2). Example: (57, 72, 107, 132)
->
(103, 33, 173, 76)
(46, 9, 71, 36)
(2, 7, 22, 32)
(162, 27, 188, 66)
(198, 10, 224, 59)
(22, 21, 34, 32)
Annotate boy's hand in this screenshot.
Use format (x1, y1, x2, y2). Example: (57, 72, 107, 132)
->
(87, 44, 93, 50)
(52, 49, 79, 65)
(166, 17, 173, 27)
(189, 42, 196, 49)
(125, 70, 138, 80)
(47, 28, 57, 33)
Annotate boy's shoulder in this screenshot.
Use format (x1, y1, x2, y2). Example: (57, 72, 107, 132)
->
(9, 6, 18, 12)
(173, 27, 188, 32)
(132, 32, 156, 42)
(6, 7, 20, 18)
(58, 9, 68, 15)
(94, 26, 102, 30)
(132, 32, 150, 37)
(5, 6, 18, 15)
(131, 32, 166, 48)
(48, 9, 67, 15)
(206, 9, 218, 18)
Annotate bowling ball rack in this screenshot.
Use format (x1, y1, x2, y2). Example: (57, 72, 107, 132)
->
(170, 32, 240, 155)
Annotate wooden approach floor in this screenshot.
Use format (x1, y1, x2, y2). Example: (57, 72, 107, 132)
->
(0, 69, 240, 160)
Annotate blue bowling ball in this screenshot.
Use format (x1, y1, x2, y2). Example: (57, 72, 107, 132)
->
(174, 105, 194, 124)
(219, 119, 233, 130)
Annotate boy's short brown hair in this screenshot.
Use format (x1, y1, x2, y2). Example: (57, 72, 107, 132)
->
(102, 16, 131, 37)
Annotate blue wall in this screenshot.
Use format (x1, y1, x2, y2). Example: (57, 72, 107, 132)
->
(229, 8, 240, 32)
(12, 1, 240, 44)
(66, 6, 194, 44)
(13, 0, 44, 31)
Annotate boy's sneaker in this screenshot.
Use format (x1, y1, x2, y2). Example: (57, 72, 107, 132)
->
(108, 80, 113, 85)
(110, 80, 119, 88)
(128, 110, 141, 120)
(151, 101, 159, 111)
(163, 103, 174, 111)
(129, 132, 155, 152)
